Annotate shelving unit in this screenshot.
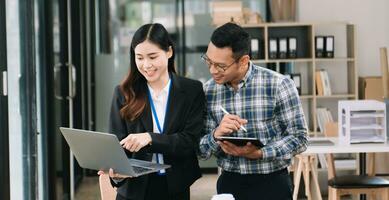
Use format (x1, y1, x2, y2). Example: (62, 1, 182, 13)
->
(242, 22, 357, 136)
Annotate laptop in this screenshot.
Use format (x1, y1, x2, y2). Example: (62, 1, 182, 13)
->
(59, 127, 170, 177)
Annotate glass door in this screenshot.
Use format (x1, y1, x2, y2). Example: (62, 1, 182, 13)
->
(37, 0, 87, 199)
(50, 1, 73, 198)
(6, 0, 39, 199)
(0, 0, 10, 199)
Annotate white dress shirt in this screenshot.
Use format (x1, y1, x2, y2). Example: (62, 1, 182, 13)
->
(147, 79, 171, 173)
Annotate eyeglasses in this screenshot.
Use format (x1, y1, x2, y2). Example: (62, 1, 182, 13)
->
(200, 54, 237, 72)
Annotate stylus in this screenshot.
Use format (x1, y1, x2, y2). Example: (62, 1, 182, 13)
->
(219, 105, 248, 132)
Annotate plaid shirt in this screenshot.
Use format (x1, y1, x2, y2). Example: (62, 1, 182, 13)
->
(199, 62, 308, 174)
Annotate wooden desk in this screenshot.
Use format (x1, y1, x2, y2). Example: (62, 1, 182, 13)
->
(293, 138, 389, 200)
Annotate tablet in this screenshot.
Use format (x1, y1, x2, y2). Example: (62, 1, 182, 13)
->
(216, 136, 264, 148)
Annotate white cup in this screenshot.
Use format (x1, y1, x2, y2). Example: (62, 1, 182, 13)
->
(211, 193, 235, 200)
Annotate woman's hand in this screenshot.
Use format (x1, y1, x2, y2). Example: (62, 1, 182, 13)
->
(97, 168, 132, 179)
(120, 133, 152, 152)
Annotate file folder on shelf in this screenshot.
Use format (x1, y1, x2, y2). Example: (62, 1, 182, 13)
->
(269, 38, 278, 59)
(315, 36, 325, 58)
(278, 37, 287, 59)
(325, 36, 334, 58)
(288, 37, 297, 58)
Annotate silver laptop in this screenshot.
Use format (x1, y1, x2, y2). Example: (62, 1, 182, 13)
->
(59, 127, 170, 177)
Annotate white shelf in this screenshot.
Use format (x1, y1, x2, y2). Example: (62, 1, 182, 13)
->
(350, 135, 386, 144)
(345, 124, 384, 130)
(349, 113, 385, 118)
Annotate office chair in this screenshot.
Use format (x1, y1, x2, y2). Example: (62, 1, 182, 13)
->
(326, 153, 389, 200)
(99, 174, 117, 200)
(324, 121, 389, 200)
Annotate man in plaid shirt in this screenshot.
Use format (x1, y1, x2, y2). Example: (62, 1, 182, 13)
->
(199, 23, 308, 200)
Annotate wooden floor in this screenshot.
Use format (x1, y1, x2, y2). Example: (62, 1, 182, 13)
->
(73, 173, 365, 200)
(74, 174, 218, 200)
(75, 176, 101, 200)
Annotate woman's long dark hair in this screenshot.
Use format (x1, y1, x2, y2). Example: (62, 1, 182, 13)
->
(120, 23, 176, 121)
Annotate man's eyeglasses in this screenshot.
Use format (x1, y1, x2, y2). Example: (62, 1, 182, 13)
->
(200, 54, 237, 72)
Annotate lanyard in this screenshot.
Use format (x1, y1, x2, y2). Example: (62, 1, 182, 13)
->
(147, 79, 172, 174)
(147, 79, 172, 134)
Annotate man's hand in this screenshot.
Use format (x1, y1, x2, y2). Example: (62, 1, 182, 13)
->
(120, 133, 152, 152)
(217, 141, 262, 159)
(97, 168, 132, 179)
(214, 114, 247, 138)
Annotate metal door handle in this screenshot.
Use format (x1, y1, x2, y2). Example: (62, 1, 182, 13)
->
(67, 63, 76, 99)
(1, 71, 7, 96)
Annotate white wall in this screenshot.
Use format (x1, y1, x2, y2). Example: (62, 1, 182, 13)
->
(298, 0, 389, 76)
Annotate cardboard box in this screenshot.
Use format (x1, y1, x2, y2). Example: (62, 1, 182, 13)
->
(211, 1, 244, 26)
(212, 13, 243, 23)
(359, 76, 384, 102)
(359, 76, 389, 174)
(211, 1, 242, 13)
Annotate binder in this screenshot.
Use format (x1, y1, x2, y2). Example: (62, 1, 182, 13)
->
(269, 38, 278, 59)
(325, 36, 334, 58)
(291, 73, 301, 95)
(288, 37, 297, 58)
(278, 37, 287, 59)
(250, 38, 260, 60)
(315, 36, 325, 58)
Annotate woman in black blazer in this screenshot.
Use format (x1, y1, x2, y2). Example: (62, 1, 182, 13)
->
(98, 23, 204, 200)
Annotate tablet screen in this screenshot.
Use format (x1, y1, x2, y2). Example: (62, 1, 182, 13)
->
(216, 136, 264, 148)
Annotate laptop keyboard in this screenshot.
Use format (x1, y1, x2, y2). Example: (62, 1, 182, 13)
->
(132, 166, 153, 174)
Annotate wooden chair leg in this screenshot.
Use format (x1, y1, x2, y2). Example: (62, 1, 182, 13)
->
(293, 156, 304, 200)
(381, 188, 389, 200)
(335, 189, 341, 200)
(302, 156, 312, 200)
(328, 187, 338, 200)
(309, 156, 322, 200)
(371, 193, 377, 200)
(327, 187, 333, 200)
(292, 156, 299, 181)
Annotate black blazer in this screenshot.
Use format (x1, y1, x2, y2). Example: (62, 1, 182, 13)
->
(109, 73, 205, 200)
